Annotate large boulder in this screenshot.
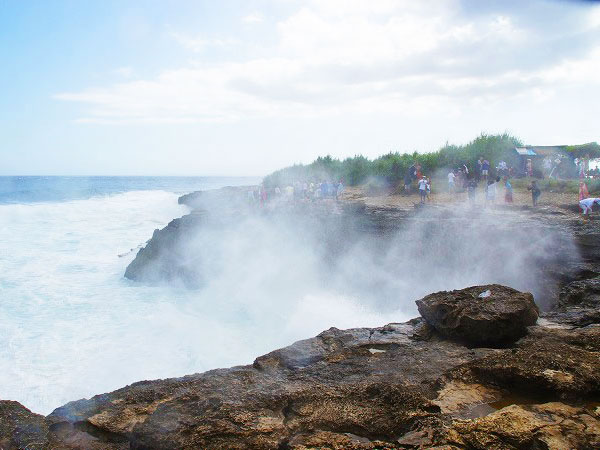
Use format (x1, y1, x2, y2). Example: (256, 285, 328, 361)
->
(416, 284, 539, 347)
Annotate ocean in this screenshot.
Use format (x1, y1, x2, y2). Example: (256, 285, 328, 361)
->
(0, 176, 397, 414)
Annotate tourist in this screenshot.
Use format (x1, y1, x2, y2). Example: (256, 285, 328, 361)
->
(527, 180, 541, 207)
(336, 180, 344, 201)
(285, 185, 294, 200)
(448, 170, 456, 193)
(320, 181, 327, 199)
(526, 159, 533, 177)
(455, 169, 463, 191)
(497, 160, 508, 177)
(462, 163, 469, 176)
(418, 176, 428, 204)
(549, 156, 562, 179)
(462, 164, 470, 190)
(426, 177, 432, 201)
(580, 197, 600, 216)
(481, 158, 490, 182)
(467, 179, 477, 205)
(579, 181, 590, 201)
(504, 177, 513, 203)
(543, 157, 552, 178)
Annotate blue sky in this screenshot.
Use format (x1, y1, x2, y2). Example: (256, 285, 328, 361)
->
(1, 0, 600, 175)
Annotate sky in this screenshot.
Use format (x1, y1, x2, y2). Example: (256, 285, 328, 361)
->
(1, 0, 600, 176)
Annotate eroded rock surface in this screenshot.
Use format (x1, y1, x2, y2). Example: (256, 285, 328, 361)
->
(445, 402, 600, 449)
(416, 284, 539, 347)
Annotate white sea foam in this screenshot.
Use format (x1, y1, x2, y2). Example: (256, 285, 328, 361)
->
(0, 191, 399, 414)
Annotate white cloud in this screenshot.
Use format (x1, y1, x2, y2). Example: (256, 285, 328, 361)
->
(170, 32, 238, 53)
(242, 12, 264, 24)
(113, 67, 134, 78)
(55, 1, 600, 125)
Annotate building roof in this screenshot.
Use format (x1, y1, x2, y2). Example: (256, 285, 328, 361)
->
(514, 146, 569, 157)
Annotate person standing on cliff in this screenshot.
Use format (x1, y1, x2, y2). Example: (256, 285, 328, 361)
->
(527, 180, 541, 207)
(418, 176, 428, 204)
(579, 181, 590, 201)
(485, 178, 497, 206)
(336, 180, 344, 201)
(504, 176, 513, 203)
(404, 163, 417, 193)
(447, 170, 456, 193)
(426, 177, 432, 201)
(467, 179, 477, 205)
(481, 158, 490, 183)
(526, 159, 533, 178)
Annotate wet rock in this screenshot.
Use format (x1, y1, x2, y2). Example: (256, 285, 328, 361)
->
(0, 400, 48, 450)
(178, 186, 251, 211)
(559, 277, 600, 308)
(416, 285, 539, 347)
(124, 213, 205, 287)
(432, 381, 502, 419)
(42, 323, 484, 449)
(450, 325, 600, 399)
(3, 317, 600, 448)
(544, 277, 600, 326)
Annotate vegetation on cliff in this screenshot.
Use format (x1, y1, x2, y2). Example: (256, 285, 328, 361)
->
(263, 133, 600, 188)
(264, 133, 522, 186)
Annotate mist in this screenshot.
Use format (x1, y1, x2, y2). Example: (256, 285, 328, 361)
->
(146, 198, 578, 324)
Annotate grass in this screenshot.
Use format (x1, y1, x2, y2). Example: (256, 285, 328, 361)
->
(511, 178, 600, 195)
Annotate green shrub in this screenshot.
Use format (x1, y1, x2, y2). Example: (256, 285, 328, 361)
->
(262, 133, 525, 187)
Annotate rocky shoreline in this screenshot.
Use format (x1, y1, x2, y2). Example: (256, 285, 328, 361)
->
(3, 188, 600, 449)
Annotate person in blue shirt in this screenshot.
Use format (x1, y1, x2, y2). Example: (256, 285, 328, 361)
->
(481, 159, 490, 182)
(504, 176, 513, 203)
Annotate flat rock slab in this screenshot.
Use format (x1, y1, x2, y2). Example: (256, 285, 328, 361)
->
(416, 284, 539, 347)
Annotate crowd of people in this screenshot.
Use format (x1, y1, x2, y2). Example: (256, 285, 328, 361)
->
(253, 155, 598, 217)
(247, 180, 345, 207)
(404, 155, 598, 217)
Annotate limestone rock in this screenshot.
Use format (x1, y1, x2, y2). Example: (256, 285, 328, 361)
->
(445, 402, 600, 449)
(416, 285, 539, 347)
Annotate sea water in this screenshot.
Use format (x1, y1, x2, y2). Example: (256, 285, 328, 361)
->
(0, 177, 398, 414)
